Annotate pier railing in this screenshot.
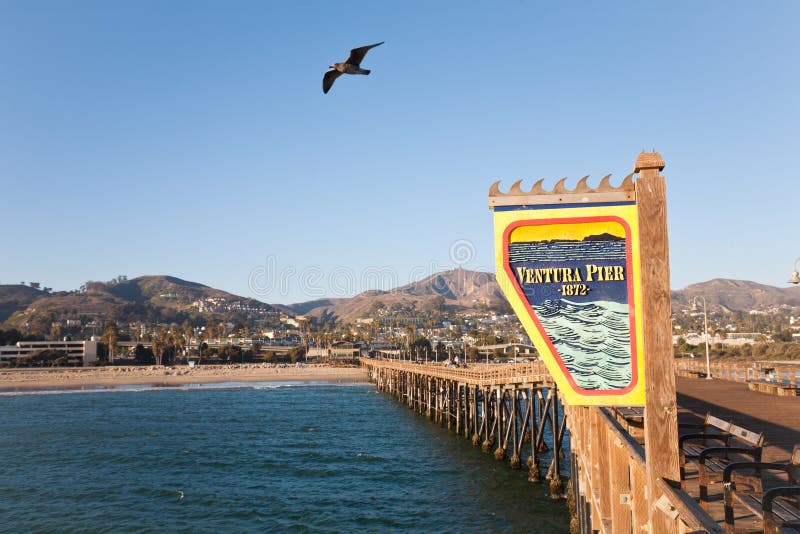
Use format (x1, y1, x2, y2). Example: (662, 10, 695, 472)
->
(363, 359, 551, 386)
(675, 359, 800, 386)
(567, 405, 721, 533)
(362, 358, 722, 533)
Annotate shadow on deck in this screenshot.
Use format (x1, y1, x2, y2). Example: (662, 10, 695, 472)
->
(676, 376, 800, 532)
(676, 376, 800, 459)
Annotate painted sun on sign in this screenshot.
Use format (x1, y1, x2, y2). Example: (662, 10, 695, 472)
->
(491, 177, 645, 406)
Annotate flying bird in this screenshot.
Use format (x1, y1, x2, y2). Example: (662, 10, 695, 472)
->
(323, 42, 384, 94)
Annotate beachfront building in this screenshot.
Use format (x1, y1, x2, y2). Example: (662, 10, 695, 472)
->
(0, 339, 99, 367)
(305, 342, 361, 362)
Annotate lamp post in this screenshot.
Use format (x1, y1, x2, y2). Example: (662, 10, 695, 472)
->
(692, 296, 712, 380)
(788, 257, 800, 284)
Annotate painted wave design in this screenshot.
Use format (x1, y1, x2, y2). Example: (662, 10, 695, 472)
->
(509, 240, 626, 263)
(532, 299, 632, 391)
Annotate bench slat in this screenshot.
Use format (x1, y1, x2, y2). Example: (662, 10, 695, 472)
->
(734, 493, 800, 523)
(735, 493, 764, 516)
(704, 459, 729, 472)
(771, 498, 800, 522)
(684, 445, 705, 456)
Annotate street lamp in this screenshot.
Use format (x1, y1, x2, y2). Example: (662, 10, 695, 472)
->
(788, 258, 800, 284)
(691, 296, 712, 380)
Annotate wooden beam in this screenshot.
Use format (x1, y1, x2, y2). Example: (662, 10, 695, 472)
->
(636, 152, 681, 534)
(655, 478, 724, 533)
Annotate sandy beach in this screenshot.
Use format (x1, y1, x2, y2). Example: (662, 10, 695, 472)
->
(0, 364, 369, 391)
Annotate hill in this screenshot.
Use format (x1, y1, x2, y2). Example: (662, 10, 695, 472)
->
(0, 276, 275, 335)
(670, 279, 800, 312)
(0, 285, 48, 323)
(285, 269, 511, 322)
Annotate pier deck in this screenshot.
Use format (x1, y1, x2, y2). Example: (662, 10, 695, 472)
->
(365, 359, 800, 532)
(677, 376, 800, 462)
(676, 375, 800, 533)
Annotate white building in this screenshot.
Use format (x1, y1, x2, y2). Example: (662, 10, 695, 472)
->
(0, 339, 99, 366)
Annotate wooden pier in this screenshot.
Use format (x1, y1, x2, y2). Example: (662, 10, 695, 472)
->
(362, 358, 724, 533)
(364, 358, 800, 533)
(363, 360, 567, 491)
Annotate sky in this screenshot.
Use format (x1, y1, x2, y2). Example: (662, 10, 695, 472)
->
(1, 1, 798, 304)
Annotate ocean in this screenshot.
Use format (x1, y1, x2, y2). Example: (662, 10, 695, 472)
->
(0, 383, 570, 532)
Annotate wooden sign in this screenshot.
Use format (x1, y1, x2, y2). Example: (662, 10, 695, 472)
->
(490, 171, 651, 406)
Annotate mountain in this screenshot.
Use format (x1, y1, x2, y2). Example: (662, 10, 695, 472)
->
(4, 272, 798, 335)
(284, 269, 511, 322)
(670, 279, 800, 312)
(0, 276, 275, 334)
(278, 298, 348, 316)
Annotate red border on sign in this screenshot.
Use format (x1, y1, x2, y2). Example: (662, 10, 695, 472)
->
(502, 216, 638, 396)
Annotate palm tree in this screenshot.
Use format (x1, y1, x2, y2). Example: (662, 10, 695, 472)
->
(182, 320, 194, 345)
(151, 336, 164, 366)
(151, 327, 169, 366)
(50, 323, 63, 342)
(170, 325, 185, 364)
(101, 322, 119, 364)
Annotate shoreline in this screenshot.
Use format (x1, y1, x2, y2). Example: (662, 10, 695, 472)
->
(0, 364, 370, 391)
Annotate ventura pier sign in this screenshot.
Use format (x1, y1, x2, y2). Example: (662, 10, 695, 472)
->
(489, 161, 661, 407)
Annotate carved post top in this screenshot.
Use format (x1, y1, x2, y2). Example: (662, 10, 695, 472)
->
(633, 151, 665, 174)
(487, 152, 665, 208)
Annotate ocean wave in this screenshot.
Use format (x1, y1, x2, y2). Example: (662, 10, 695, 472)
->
(533, 299, 632, 390)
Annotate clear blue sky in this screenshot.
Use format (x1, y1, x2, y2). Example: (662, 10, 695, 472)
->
(2, 1, 798, 304)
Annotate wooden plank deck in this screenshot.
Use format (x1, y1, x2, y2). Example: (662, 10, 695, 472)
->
(676, 376, 800, 532)
(676, 376, 800, 461)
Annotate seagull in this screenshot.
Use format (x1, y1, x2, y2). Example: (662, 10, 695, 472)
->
(323, 42, 384, 94)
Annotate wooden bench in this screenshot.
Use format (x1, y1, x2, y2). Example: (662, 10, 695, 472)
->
(696, 424, 765, 510)
(679, 412, 732, 486)
(613, 406, 645, 442)
(747, 380, 800, 397)
(677, 368, 708, 379)
(723, 445, 800, 533)
(615, 406, 644, 420)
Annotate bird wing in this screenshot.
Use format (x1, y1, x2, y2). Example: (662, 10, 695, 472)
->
(345, 41, 384, 67)
(323, 69, 343, 94)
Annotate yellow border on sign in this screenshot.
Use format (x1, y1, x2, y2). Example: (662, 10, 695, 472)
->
(493, 203, 645, 406)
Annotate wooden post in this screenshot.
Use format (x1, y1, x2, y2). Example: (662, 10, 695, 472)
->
(456, 383, 462, 434)
(636, 151, 680, 533)
(482, 388, 491, 452)
(549, 385, 563, 498)
(494, 387, 505, 460)
(510, 389, 521, 469)
(528, 388, 541, 482)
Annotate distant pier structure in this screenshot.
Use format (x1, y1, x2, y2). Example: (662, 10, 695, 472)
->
(363, 359, 566, 487)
